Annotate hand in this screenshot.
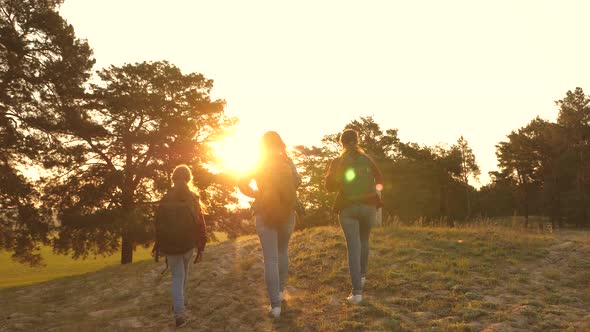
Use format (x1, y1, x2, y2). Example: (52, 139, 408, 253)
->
(194, 251, 203, 264)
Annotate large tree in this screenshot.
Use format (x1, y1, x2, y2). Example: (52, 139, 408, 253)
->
(555, 87, 590, 227)
(396, 142, 463, 224)
(475, 171, 518, 218)
(495, 118, 556, 227)
(0, 0, 94, 265)
(43, 61, 233, 264)
(491, 89, 590, 228)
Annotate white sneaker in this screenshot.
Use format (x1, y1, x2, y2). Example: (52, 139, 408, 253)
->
(279, 291, 284, 302)
(361, 277, 366, 287)
(269, 307, 281, 319)
(347, 294, 362, 304)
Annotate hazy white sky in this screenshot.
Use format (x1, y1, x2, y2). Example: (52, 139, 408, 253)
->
(59, 0, 590, 185)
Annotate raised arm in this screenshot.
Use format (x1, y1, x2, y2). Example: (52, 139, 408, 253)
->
(237, 171, 258, 198)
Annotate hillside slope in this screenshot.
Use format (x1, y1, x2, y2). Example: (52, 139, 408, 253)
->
(1, 226, 589, 331)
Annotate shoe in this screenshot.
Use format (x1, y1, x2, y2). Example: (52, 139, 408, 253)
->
(279, 291, 284, 302)
(347, 294, 362, 304)
(269, 307, 281, 319)
(361, 277, 366, 287)
(175, 316, 187, 328)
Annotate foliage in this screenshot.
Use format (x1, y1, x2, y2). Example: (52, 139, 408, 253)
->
(0, 0, 94, 265)
(291, 145, 336, 228)
(292, 116, 402, 228)
(42, 61, 234, 263)
(292, 116, 479, 226)
(456, 135, 480, 217)
(555, 87, 590, 226)
(493, 87, 590, 227)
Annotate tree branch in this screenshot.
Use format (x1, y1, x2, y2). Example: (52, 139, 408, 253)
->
(132, 142, 155, 188)
(83, 137, 117, 172)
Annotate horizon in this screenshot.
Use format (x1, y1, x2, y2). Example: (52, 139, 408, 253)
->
(59, 0, 590, 186)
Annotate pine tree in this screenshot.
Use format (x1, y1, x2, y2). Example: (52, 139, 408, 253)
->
(43, 61, 232, 264)
(0, 0, 94, 265)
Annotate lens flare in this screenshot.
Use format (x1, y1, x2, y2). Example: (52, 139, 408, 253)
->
(345, 168, 356, 182)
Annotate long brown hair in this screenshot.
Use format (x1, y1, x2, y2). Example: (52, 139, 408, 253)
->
(172, 165, 194, 191)
(169, 164, 206, 213)
(259, 131, 289, 162)
(339, 129, 364, 157)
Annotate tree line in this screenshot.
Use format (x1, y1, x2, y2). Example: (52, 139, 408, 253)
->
(1, 1, 588, 266)
(493, 87, 590, 229)
(292, 93, 590, 232)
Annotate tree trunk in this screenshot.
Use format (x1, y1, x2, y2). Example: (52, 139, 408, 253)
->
(121, 229, 133, 264)
(520, 174, 529, 229)
(121, 141, 135, 264)
(550, 195, 558, 230)
(120, 194, 135, 264)
(440, 183, 453, 227)
(465, 186, 471, 220)
(120, 192, 135, 264)
(522, 182, 529, 228)
(523, 199, 529, 228)
(583, 202, 588, 228)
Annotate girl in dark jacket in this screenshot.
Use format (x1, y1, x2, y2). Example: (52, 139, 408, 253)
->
(325, 129, 383, 304)
(155, 165, 207, 327)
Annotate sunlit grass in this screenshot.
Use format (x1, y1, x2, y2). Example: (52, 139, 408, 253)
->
(0, 231, 229, 289)
(1, 224, 589, 330)
(0, 246, 154, 289)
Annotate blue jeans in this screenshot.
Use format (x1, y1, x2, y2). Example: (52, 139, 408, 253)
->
(339, 204, 376, 295)
(256, 212, 296, 308)
(167, 249, 194, 317)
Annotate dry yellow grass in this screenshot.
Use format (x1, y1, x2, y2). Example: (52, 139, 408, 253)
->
(1, 225, 589, 331)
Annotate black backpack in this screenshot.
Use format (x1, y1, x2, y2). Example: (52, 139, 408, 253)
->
(155, 191, 199, 255)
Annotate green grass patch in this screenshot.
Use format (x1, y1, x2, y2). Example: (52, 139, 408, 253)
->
(0, 246, 154, 288)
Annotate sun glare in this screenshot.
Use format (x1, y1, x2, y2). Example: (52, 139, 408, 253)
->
(213, 126, 260, 175)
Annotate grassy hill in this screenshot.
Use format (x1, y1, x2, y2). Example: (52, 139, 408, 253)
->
(1, 225, 589, 331)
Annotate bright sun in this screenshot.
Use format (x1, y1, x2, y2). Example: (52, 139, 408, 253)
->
(213, 125, 260, 175)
